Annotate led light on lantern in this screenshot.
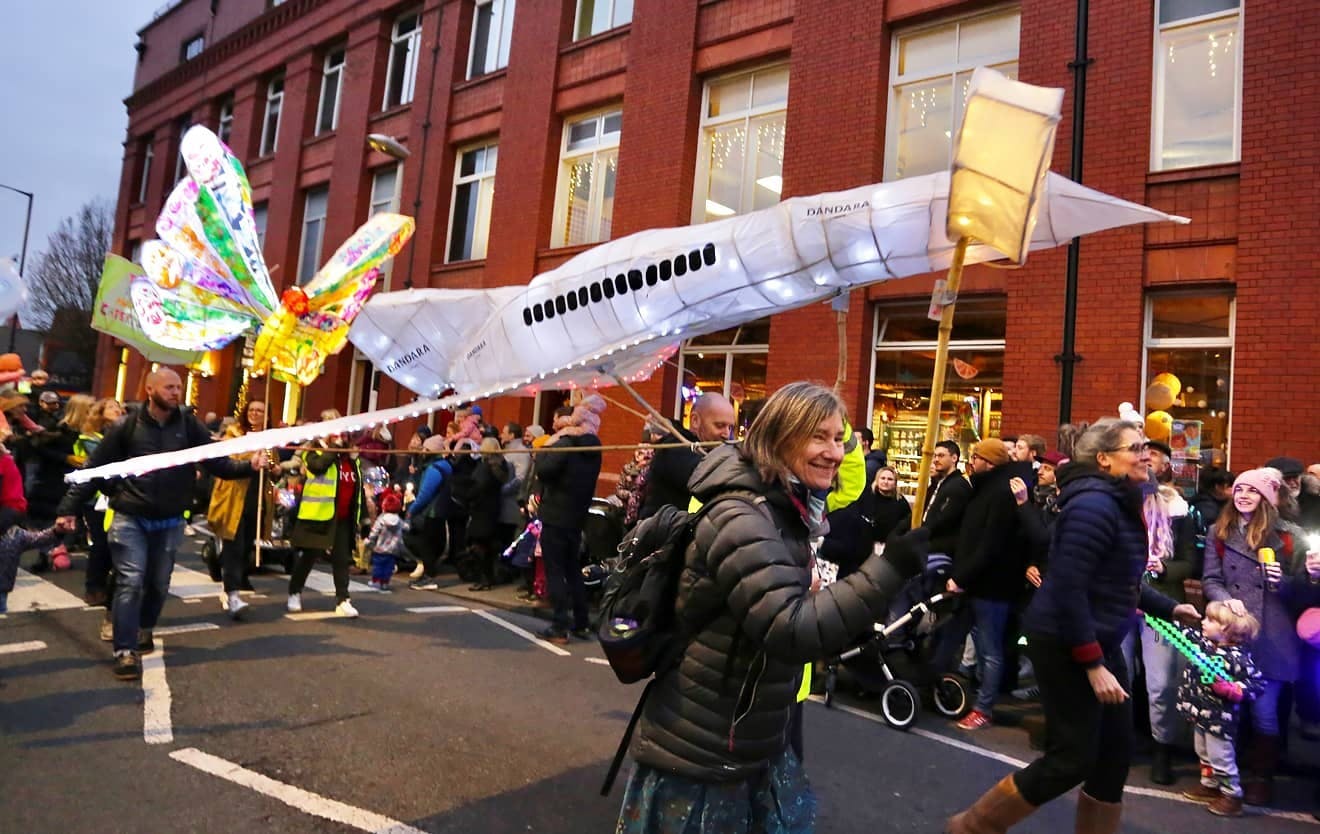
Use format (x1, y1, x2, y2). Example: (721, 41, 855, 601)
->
(947, 67, 1064, 263)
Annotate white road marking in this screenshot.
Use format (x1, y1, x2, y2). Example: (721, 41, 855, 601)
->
(169, 563, 221, 599)
(472, 609, 571, 656)
(153, 622, 221, 636)
(808, 697, 1318, 823)
(284, 611, 344, 622)
(141, 640, 173, 745)
(406, 605, 469, 614)
(0, 640, 47, 656)
(171, 747, 427, 834)
(584, 657, 611, 666)
(301, 569, 372, 597)
(6, 568, 85, 612)
(182, 598, 202, 604)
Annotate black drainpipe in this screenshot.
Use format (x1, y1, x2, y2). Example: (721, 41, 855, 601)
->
(1056, 0, 1091, 424)
(402, 4, 444, 289)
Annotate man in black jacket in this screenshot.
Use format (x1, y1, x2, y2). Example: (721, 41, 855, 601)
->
(946, 438, 1034, 730)
(531, 407, 603, 644)
(921, 440, 972, 559)
(58, 368, 264, 681)
(637, 393, 735, 520)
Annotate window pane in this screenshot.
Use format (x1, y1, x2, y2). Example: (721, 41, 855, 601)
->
(484, 145, 498, 171)
(702, 122, 746, 219)
(253, 203, 268, 247)
(396, 12, 419, 35)
(1149, 294, 1231, 340)
(306, 188, 328, 219)
(1157, 17, 1238, 169)
(750, 66, 790, 109)
(602, 111, 623, 136)
(897, 27, 955, 78)
(1160, 0, 1239, 24)
(471, 1, 493, 75)
(567, 119, 598, 151)
(563, 158, 594, 245)
(707, 76, 750, 118)
(613, 0, 633, 28)
(300, 218, 323, 283)
(735, 318, 771, 345)
(893, 77, 953, 178)
(598, 151, 617, 241)
(957, 13, 1019, 65)
(1145, 348, 1231, 462)
(498, 0, 516, 68)
(449, 181, 479, 261)
(878, 298, 1006, 343)
(459, 147, 480, 177)
(750, 114, 785, 210)
(371, 167, 398, 214)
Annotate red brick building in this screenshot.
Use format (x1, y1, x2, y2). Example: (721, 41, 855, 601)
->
(107, 0, 1319, 494)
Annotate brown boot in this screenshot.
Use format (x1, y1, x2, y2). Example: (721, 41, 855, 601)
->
(1208, 793, 1244, 817)
(946, 775, 1037, 833)
(1074, 791, 1122, 834)
(1181, 782, 1221, 802)
(1242, 734, 1279, 807)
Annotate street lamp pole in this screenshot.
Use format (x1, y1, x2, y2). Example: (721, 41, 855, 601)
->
(0, 184, 33, 354)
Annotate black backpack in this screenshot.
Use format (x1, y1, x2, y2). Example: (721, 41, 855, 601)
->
(596, 489, 765, 794)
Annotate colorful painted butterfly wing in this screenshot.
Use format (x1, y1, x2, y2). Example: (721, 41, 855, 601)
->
(130, 277, 256, 352)
(304, 213, 414, 317)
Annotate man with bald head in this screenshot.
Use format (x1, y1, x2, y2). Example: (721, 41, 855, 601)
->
(638, 392, 736, 520)
(59, 368, 268, 681)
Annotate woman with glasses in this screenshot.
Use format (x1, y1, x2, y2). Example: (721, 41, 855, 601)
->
(946, 418, 1200, 834)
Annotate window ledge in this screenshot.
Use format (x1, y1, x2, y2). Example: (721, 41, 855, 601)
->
(1147, 162, 1240, 185)
(252, 152, 276, 164)
(561, 25, 630, 55)
(454, 68, 508, 91)
(537, 242, 598, 259)
(373, 102, 413, 121)
(302, 131, 336, 149)
(433, 258, 488, 273)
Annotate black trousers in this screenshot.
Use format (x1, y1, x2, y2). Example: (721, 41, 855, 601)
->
(446, 512, 468, 561)
(539, 521, 587, 631)
(221, 495, 258, 593)
(410, 514, 448, 577)
(1014, 634, 1133, 805)
(288, 521, 354, 602)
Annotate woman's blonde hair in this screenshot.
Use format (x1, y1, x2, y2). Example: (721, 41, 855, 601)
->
(319, 408, 342, 422)
(873, 465, 900, 497)
(59, 394, 95, 432)
(742, 381, 846, 488)
(479, 436, 501, 455)
(81, 398, 123, 435)
(1205, 600, 1261, 644)
(1215, 496, 1278, 550)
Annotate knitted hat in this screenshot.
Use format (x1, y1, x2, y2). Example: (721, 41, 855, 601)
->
(379, 492, 402, 513)
(571, 394, 607, 435)
(1233, 468, 1281, 507)
(1298, 608, 1320, 649)
(971, 438, 1010, 466)
(1039, 450, 1069, 468)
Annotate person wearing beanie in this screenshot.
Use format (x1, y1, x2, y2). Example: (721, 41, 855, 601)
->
(1201, 466, 1302, 806)
(363, 489, 408, 592)
(943, 435, 1035, 730)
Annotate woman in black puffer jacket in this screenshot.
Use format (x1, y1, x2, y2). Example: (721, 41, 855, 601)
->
(947, 418, 1201, 834)
(617, 382, 929, 833)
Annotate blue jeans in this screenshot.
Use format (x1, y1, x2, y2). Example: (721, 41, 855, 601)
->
(1249, 678, 1285, 736)
(971, 598, 1011, 714)
(1140, 619, 1188, 745)
(108, 514, 184, 654)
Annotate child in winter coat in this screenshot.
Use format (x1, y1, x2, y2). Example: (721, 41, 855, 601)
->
(1176, 601, 1264, 817)
(363, 491, 408, 592)
(0, 521, 69, 613)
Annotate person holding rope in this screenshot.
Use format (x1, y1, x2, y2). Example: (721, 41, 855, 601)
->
(208, 398, 278, 619)
(57, 368, 268, 681)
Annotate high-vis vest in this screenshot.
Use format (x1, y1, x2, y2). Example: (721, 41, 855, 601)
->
(298, 459, 340, 522)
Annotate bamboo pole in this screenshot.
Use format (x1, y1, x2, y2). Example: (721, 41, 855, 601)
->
(610, 375, 695, 452)
(911, 237, 969, 529)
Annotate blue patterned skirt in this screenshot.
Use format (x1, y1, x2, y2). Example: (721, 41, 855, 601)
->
(615, 749, 816, 834)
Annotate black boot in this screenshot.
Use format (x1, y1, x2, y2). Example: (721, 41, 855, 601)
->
(1150, 743, 1174, 786)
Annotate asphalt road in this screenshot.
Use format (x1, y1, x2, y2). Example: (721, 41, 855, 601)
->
(3, 536, 1318, 833)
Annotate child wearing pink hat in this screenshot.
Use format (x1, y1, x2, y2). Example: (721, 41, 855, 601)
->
(1200, 466, 1302, 806)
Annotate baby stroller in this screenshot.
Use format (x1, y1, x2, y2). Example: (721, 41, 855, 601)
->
(581, 497, 626, 600)
(821, 552, 972, 730)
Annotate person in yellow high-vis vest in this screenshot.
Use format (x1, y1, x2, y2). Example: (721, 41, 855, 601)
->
(286, 411, 369, 618)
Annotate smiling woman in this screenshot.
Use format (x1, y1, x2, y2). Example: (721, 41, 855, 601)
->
(615, 380, 931, 834)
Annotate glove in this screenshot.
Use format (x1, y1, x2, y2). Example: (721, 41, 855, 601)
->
(1211, 679, 1243, 703)
(881, 527, 929, 580)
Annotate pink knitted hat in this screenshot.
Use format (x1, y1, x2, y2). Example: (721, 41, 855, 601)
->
(1233, 468, 1280, 507)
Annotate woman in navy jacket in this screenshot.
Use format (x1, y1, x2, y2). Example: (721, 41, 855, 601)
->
(946, 418, 1200, 834)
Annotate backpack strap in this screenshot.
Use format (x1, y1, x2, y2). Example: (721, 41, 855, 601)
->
(601, 677, 657, 796)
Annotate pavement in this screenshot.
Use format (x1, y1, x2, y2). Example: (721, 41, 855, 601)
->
(3, 529, 1319, 833)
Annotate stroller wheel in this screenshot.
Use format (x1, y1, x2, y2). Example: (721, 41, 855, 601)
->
(879, 680, 920, 730)
(823, 666, 838, 708)
(933, 673, 972, 719)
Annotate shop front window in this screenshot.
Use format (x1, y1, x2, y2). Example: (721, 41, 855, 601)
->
(1143, 293, 1234, 490)
(871, 298, 1005, 497)
(674, 318, 769, 439)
